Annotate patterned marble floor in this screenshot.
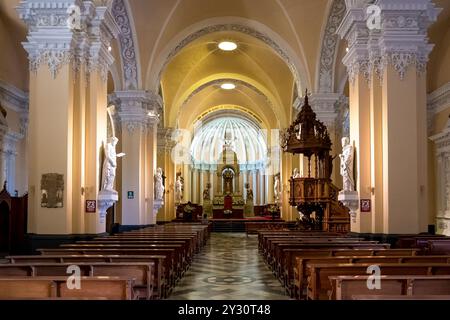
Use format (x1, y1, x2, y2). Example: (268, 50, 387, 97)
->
(168, 233, 291, 300)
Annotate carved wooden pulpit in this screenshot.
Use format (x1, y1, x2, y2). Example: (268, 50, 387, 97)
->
(281, 90, 350, 233)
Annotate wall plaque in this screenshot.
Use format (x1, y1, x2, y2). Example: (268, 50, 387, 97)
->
(86, 200, 97, 213)
(41, 173, 64, 208)
(360, 199, 371, 213)
(128, 191, 134, 199)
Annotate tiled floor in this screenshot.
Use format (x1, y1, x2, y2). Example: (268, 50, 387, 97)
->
(168, 233, 291, 300)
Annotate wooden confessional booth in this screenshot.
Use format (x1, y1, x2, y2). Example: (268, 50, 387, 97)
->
(0, 183, 28, 254)
(281, 92, 350, 233)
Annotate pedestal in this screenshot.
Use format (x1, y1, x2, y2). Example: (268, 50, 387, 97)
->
(153, 199, 164, 219)
(244, 201, 254, 217)
(203, 199, 213, 217)
(98, 190, 118, 224)
(338, 191, 359, 223)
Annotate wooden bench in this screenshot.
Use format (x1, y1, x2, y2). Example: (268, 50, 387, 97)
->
(329, 275, 450, 300)
(0, 276, 135, 300)
(306, 263, 450, 300)
(6, 255, 166, 299)
(37, 248, 177, 293)
(294, 255, 450, 299)
(0, 262, 154, 299)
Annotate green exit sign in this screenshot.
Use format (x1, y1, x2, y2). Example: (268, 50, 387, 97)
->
(127, 191, 134, 199)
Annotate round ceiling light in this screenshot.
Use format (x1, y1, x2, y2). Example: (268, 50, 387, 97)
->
(221, 83, 236, 90)
(218, 41, 238, 51)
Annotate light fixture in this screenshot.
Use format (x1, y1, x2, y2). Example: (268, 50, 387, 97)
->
(221, 83, 236, 90)
(108, 45, 112, 52)
(345, 47, 349, 53)
(218, 41, 238, 51)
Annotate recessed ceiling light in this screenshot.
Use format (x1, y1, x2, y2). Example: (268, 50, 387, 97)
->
(218, 41, 238, 51)
(221, 83, 236, 90)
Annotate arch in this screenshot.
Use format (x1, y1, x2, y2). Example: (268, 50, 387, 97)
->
(112, 0, 142, 90)
(146, 16, 311, 95)
(315, 0, 346, 93)
(172, 74, 285, 128)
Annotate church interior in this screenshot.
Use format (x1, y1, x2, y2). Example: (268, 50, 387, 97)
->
(1, 0, 450, 302)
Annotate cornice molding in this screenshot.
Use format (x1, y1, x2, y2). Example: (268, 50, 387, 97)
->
(0, 81, 29, 113)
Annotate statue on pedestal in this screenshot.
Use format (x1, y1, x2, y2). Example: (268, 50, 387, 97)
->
(154, 168, 165, 201)
(175, 175, 183, 204)
(99, 136, 125, 223)
(244, 182, 254, 217)
(274, 174, 281, 203)
(339, 137, 355, 192)
(101, 136, 125, 191)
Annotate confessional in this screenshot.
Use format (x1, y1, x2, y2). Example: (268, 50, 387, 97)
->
(0, 183, 28, 253)
(281, 91, 350, 232)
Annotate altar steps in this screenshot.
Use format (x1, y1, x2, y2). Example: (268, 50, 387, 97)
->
(211, 220, 246, 233)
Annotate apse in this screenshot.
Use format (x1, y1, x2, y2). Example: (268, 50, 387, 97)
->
(190, 115, 268, 172)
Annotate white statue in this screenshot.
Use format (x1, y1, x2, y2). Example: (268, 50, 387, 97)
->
(175, 175, 183, 203)
(339, 137, 355, 191)
(154, 168, 165, 200)
(292, 168, 301, 179)
(101, 136, 125, 191)
(274, 175, 281, 202)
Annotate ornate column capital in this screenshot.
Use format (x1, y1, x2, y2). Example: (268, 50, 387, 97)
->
(338, 0, 442, 83)
(17, 0, 119, 80)
(111, 90, 162, 134)
(308, 93, 341, 128)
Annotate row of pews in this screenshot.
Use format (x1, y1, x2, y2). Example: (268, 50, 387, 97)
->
(258, 230, 450, 300)
(0, 223, 210, 300)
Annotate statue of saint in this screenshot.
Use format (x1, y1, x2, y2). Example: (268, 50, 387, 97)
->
(292, 168, 301, 179)
(274, 175, 281, 202)
(203, 183, 211, 201)
(246, 188, 253, 201)
(175, 175, 183, 203)
(339, 137, 355, 191)
(101, 136, 125, 191)
(154, 168, 165, 200)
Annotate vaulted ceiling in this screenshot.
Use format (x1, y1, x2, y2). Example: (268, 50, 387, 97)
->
(1, 0, 450, 130)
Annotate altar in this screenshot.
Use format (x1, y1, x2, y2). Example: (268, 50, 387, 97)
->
(211, 148, 248, 219)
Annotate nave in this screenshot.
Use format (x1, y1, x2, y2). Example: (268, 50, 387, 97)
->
(169, 233, 289, 300)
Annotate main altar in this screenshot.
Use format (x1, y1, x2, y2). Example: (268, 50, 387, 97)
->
(211, 147, 247, 219)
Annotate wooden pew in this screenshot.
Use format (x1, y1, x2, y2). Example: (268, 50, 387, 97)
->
(37, 248, 177, 293)
(6, 255, 166, 299)
(0, 262, 154, 299)
(294, 255, 450, 299)
(306, 263, 450, 300)
(283, 248, 419, 296)
(329, 275, 450, 300)
(0, 276, 135, 300)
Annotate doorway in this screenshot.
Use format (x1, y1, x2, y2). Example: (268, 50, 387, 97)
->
(0, 201, 10, 253)
(106, 205, 115, 234)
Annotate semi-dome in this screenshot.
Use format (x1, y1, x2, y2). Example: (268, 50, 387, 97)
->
(190, 116, 268, 171)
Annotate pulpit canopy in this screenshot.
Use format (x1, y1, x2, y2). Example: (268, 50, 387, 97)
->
(280, 90, 332, 157)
